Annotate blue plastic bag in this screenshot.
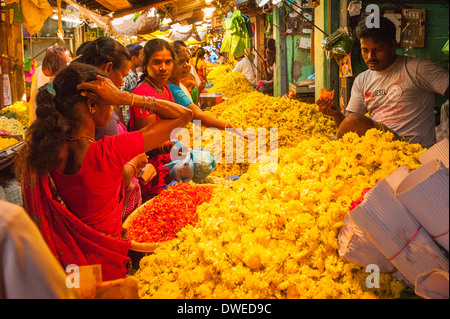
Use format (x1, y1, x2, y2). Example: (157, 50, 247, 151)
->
(164, 141, 217, 184)
(191, 148, 217, 183)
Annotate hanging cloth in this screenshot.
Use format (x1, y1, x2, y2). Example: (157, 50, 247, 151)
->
(20, 0, 53, 36)
(220, 10, 251, 58)
(241, 13, 254, 39)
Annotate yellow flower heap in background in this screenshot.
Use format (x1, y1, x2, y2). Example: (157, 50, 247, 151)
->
(207, 64, 233, 82)
(0, 137, 20, 150)
(0, 116, 24, 136)
(186, 91, 336, 178)
(131, 129, 425, 299)
(0, 101, 30, 130)
(208, 71, 255, 98)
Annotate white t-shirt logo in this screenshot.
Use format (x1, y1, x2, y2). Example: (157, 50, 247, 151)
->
(387, 84, 403, 102)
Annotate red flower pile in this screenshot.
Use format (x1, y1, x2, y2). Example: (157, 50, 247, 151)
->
(128, 183, 214, 243)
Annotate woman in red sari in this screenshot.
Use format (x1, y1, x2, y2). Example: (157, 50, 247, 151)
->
(15, 62, 192, 281)
(129, 39, 179, 202)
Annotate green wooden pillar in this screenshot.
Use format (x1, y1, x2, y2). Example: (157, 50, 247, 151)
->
(313, 0, 339, 105)
(273, 4, 288, 97)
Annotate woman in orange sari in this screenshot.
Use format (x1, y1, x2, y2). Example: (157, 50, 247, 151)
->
(16, 62, 192, 281)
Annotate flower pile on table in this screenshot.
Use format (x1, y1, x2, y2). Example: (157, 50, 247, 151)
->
(0, 117, 24, 136)
(0, 137, 20, 150)
(207, 64, 233, 81)
(208, 71, 255, 98)
(131, 130, 424, 299)
(0, 101, 30, 130)
(127, 183, 215, 244)
(185, 91, 336, 178)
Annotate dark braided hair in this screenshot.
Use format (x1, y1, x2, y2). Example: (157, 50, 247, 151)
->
(194, 47, 205, 71)
(15, 62, 106, 177)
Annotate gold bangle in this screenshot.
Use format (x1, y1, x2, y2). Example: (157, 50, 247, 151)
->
(151, 96, 156, 113)
(143, 95, 147, 111)
(131, 93, 135, 107)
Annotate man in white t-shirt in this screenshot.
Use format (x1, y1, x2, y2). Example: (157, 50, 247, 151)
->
(317, 17, 449, 149)
(232, 55, 258, 86)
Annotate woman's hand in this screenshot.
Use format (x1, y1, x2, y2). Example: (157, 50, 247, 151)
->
(77, 75, 129, 105)
(227, 123, 256, 141)
(130, 153, 149, 171)
(234, 127, 256, 141)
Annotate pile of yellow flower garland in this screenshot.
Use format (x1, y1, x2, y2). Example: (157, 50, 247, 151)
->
(131, 130, 424, 299)
(207, 64, 233, 81)
(208, 71, 255, 98)
(0, 101, 30, 130)
(0, 137, 20, 150)
(185, 91, 336, 178)
(0, 116, 24, 136)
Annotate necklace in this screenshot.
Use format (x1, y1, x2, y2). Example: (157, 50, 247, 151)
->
(66, 136, 95, 142)
(145, 77, 164, 95)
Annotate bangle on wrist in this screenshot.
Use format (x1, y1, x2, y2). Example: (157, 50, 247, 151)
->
(125, 162, 138, 177)
(131, 93, 135, 107)
(150, 96, 156, 114)
(143, 95, 147, 112)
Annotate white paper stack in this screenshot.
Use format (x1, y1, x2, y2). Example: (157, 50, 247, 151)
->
(349, 179, 449, 285)
(383, 165, 411, 190)
(419, 138, 449, 169)
(395, 160, 449, 252)
(415, 269, 449, 299)
(338, 214, 397, 273)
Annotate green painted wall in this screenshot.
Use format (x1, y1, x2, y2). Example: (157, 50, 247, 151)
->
(351, 3, 449, 109)
(353, 3, 449, 75)
(286, 34, 314, 83)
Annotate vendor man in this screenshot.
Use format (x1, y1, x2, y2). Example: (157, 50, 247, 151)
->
(317, 16, 449, 149)
(232, 55, 258, 86)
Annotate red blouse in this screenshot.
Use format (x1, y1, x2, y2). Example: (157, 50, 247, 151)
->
(51, 131, 143, 237)
(129, 83, 174, 132)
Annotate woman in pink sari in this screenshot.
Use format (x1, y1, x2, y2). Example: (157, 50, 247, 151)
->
(15, 62, 192, 281)
(129, 39, 179, 202)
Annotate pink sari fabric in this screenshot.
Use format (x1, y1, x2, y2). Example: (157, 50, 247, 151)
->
(123, 176, 142, 221)
(22, 172, 131, 281)
(131, 83, 174, 202)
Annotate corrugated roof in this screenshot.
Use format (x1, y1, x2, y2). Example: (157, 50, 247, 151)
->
(66, 0, 258, 20)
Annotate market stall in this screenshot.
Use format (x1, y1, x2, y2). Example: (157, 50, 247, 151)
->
(0, 0, 448, 302)
(0, 101, 28, 205)
(120, 70, 449, 299)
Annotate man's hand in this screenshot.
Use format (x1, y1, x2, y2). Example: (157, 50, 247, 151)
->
(316, 97, 341, 118)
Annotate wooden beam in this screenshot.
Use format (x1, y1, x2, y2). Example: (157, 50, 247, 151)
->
(0, 6, 24, 107)
(254, 14, 265, 82)
(273, 4, 288, 97)
(95, 0, 132, 12)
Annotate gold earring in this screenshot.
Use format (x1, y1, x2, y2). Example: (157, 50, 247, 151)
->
(88, 106, 95, 114)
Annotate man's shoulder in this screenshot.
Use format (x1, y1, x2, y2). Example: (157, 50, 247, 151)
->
(353, 68, 372, 84)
